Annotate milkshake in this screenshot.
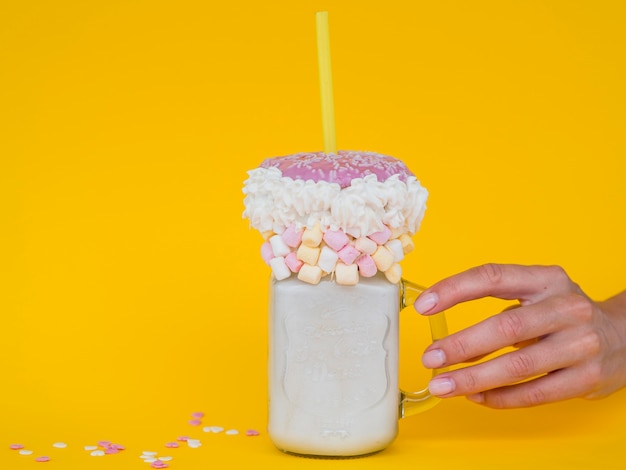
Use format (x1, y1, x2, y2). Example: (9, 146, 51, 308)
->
(243, 150, 437, 457)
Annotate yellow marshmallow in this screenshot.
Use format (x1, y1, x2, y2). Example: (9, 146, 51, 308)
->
(335, 262, 359, 286)
(384, 263, 402, 284)
(389, 226, 404, 239)
(372, 246, 394, 272)
(298, 264, 323, 285)
(296, 244, 321, 265)
(302, 223, 323, 247)
(399, 233, 415, 253)
(355, 236, 377, 255)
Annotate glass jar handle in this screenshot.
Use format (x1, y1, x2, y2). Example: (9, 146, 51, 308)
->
(399, 278, 449, 418)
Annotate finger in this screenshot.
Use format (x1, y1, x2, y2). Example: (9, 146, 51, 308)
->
(414, 264, 578, 315)
(423, 298, 564, 368)
(466, 367, 592, 408)
(428, 334, 585, 399)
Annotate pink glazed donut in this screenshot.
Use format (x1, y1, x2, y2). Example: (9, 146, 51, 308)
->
(259, 150, 414, 188)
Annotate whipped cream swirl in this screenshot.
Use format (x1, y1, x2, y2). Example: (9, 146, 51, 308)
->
(242, 167, 428, 238)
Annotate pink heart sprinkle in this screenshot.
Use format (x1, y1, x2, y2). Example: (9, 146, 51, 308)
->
(188, 419, 202, 426)
(10, 444, 24, 450)
(246, 429, 260, 436)
(151, 461, 168, 469)
(35, 456, 50, 462)
(191, 412, 204, 419)
(165, 442, 179, 448)
(176, 436, 189, 442)
(97, 440, 111, 447)
(104, 447, 119, 454)
(110, 444, 125, 451)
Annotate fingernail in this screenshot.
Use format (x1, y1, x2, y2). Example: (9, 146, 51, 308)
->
(422, 349, 446, 368)
(429, 377, 455, 396)
(414, 292, 438, 314)
(467, 393, 485, 404)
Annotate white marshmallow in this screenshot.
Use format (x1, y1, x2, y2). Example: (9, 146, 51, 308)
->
(317, 246, 339, 273)
(385, 239, 404, 262)
(269, 235, 291, 257)
(270, 257, 291, 281)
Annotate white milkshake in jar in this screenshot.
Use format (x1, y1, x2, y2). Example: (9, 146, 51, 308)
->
(269, 274, 400, 457)
(243, 151, 429, 457)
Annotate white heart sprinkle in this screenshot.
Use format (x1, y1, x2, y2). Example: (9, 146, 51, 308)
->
(90, 450, 105, 457)
(84, 445, 98, 451)
(210, 426, 224, 433)
(159, 456, 173, 461)
(19, 449, 33, 455)
(187, 439, 202, 448)
(226, 429, 239, 435)
(53, 442, 67, 448)
(144, 457, 158, 463)
(142, 451, 158, 456)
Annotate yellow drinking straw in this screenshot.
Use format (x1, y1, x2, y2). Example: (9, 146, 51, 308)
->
(316, 11, 337, 154)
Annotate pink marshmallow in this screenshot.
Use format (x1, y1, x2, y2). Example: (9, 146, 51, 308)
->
(337, 244, 361, 265)
(261, 241, 274, 265)
(322, 229, 350, 251)
(285, 252, 304, 273)
(368, 226, 392, 245)
(356, 254, 378, 277)
(281, 224, 303, 248)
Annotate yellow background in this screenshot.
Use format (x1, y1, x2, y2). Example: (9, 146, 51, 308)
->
(1, 0, 625, 468)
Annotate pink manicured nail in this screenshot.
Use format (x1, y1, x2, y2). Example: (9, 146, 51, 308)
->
(422, 349, 446, 368)
(414, 292, 438, 314)
(429, 377, 455, 396)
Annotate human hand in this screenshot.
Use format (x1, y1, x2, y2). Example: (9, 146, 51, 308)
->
(414, 264, 626, 408)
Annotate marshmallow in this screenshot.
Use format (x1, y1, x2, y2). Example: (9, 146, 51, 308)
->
(261, 241, 274, 265)
(296, 244, 321, 265)
(302, 223, 323, 247)
(372, 245, 394, 272)
(261, 230, 274, 240)
(281, 224, 303, 248)
(385, 239, 404, 262)
(368, 226, 392, 245)
(355, 236, 377, 255)
(399, 233, 415, 253)
(356, 254, 377, 278)
(317, 246, 339, 273)
(389, 226, 404, 239)
(269, 234, 291, 257)
(298, 264, 323, 285)
(270, 257, 291, 281)
(285, 252, 303, 273)
(335, 262, 359, 286)
(345, 227, 361, 238)
(384, 263, 402, 284)
(337, 244, 361, 265)
(322, 229, 350, 251)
